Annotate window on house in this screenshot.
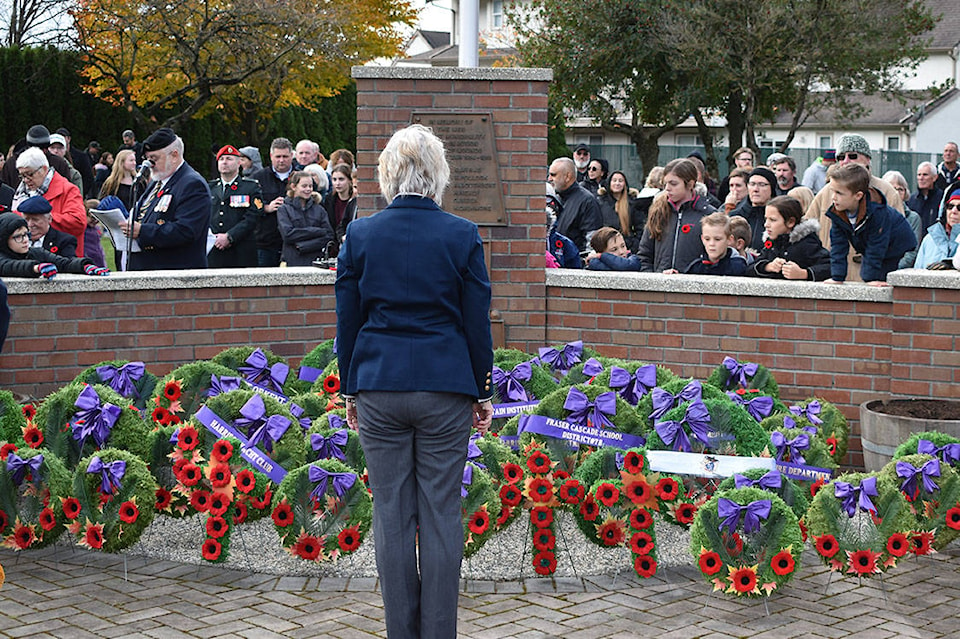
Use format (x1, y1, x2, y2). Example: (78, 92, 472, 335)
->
(887, 136, 900, 151)
(676, 134, 702, 146)
(492, 0, 503, 28)
(819, 136, 832, 149)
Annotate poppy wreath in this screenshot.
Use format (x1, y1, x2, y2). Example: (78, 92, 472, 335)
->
(72, 360, 159, 412)
(308, 360, 345, 412)
(293, 338, 338, 394)
(589, 360, 679, 407)
(765, 424, 838, 481)
(31, 383, 151, 471)
(520, 442, 567, 576)
(635, 378, 727, 425)
(706, 356, 779, 398)
(271, 458, 372, 562)
(533, 340, 600, 382)
(462, 459, 500, 558)
(805, 471, 916, 576)
(148, 361, 239, 428)
(145, 424, 192, 519)
(570, 446, 660, 578)
(894, 431, 960, 470)
(0, 389, 27, 444)
(786, 398, 849, 464)
(690, 487, 802, 597)
(0, 446, 72, 550)
(879, 453, 960, 551)
(647, 397, 770, 457)
(472, 433, 525, 531)
(724, 389, 791, 426)
(716, 467, 810, 524)
(211, 346, 295, 398)
(68, 448, 156, 552)
(288, 392, 334, 427)
(306, 413, 366, 477)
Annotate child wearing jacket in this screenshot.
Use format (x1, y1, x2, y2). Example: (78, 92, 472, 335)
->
(684, 212, 747, 275)
(0, 211, 108, 279)
(586, 227, 642, 271)
(748, 196, 831, 280)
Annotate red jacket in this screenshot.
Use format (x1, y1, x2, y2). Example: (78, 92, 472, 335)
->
(39, 171, 86, 256)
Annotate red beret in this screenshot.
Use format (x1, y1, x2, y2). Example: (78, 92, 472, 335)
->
(216, 145, 241, 160)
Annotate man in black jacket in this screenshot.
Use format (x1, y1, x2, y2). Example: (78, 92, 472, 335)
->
(548, 157, 602, 251)
(251, 138, 293, 266)
(208, 145, 262, 268)
(20, 196, 77, 258)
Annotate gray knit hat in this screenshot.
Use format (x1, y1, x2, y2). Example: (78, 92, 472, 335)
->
(836, 134, 871, 158)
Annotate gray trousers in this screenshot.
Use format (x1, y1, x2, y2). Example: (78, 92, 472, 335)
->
(357, 391, 473, 639)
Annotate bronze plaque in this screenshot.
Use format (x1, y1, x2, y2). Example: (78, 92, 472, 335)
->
(412, 112, 506, 225)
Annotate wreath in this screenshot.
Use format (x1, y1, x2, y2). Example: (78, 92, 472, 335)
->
(766, 424, 838, 479)
(308, 360, 345, 412)
(288, 392, 333, 426)
(569, 446, 660, 578)
(716, 468, 809, 523)
(635, 378, 726, 424)
(73, 360, 159, 411)
(786, 398, 848, 463)
(706, 356, 779, 398)
(533, 340, 599, 381)
(294, 338, 338, 393)
(646, 397, 769, 457)
(148, 361, 239, 428)
(806, 471, 916, 576)
(490, 359, 558, 407)
(211, 347, 296, 398)
(879, 453, 960, 551)
(690, 487, 802, 597)
(68, 448, 156, 552)
(724, 389, 790, 425)
(472, 433, 524, 531)
(31, 383, 151, 470)
(271, 458, 372, 562)
(518, 442, 570, 577)
(461, 441, 500, 558)
(306, 412, 366, 475)
(0, 446, 72, 550)
(894, 432, 960, 469)
(0, 389, 26, 445)
(589, 361, 678, 407)
(145, 424, 193, 519)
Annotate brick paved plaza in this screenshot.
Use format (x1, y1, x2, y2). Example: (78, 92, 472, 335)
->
(1, 542, 958, 638)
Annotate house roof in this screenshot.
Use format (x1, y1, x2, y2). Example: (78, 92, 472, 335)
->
(925, 0, 960, 49)
(767, 91, 938, 128)
(403, 43, 517, 66)
(419, 30, 451, 49)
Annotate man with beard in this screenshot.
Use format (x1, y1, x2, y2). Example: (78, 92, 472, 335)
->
(548, 157, 602, 251)
(572, 143, 591, 183)
(772, 156, 799, 195)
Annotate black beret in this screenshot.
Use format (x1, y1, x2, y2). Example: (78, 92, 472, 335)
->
(18, 195, 52, 215)
(143, 127, 177, 152)
(26, 125, 50, 146)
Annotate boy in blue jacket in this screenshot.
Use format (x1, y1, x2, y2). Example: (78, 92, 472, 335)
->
(685, 212, 748, 275)
(586, 227, 642, 271)
(824, 164, 915, 285)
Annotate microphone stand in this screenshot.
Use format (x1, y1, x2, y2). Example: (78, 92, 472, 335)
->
(126, 164, 151, 270)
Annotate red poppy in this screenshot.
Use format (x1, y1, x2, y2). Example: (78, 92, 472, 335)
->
(530, 506, 553, 528)
(629, 508, 652, 530)
(201, 538, 222, 561)
(558, 479, 584, 505)
(886, 532, 909, 557)
(623, 451, 644, 474)
(190, 490, 211, 512)
(681, 224, 692, 234)
(250, 487, 273, 510)
(232, 501, 249, 524)
(730, 566, 757, 593)
(151, 406, 170, 424)
(322, 375, 340, 394)
(61, 497, 81, 520)
(698, 550, 722, 575)
(468, 508, 490, 535)
(118, 501, 139, 524)
(272, 502, 294, 527)
(154, 488, 172, 510)
(212, 439, 234, 462)
(50, 246, 58, 253)
(84, 523, 104, 549)
(177, 426, 199, 451)
(496, 506, 512, 527)
(554, 239, 563, 249)
(206, 515, 228, 539)
(911, 531, 934, 555)
(655, 477, 679, 501)
(526, 450, 551, 475)
(809, 478, 826, 497)
(763, 240, 773, 249)
(597, 520, 625, 546)
(799, 518, 808, 542)
(725, 532, 743, 557)
(532, 550, 557, 575)
(623, 479, 652, 505)
(771, 550, 795, 576)
(0, 443, 17, 460)
(21, 404, 36, 419)
(168, 415, 182, 425)
(580, 495, 599, 521)
(532, 528, 555, 551)
(179, 463, 202, 487)
(946, 507, 960, 531)
(235, 470, 256, 494)
(0, 509, 7, 532)
(675, 502, 697, 525)
(596, 482, 620, 507)
(502, 463, 523, 484)
(629, 531, 654, 556)
(208, 464, 232, 488)
(848, 549, 878, 575)
(163, 380, 182, 401)
(826, 437, 838, 456)
(208, 493, 230, 516)
(634, 554, 656, 578)
(338, 525, 362, 552)
(528, 478, 554, 503)
(38, 507, 56, 532)
(294, 534, 322, 560)
(13, 523, 35, 548)
(23, 426, 43, 448)
(499, 484, 522, 507)
(815, 534, 839, 558)
(553, 470, 570, 481)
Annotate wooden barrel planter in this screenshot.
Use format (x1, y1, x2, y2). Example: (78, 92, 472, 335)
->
(860, 399, 960, 471)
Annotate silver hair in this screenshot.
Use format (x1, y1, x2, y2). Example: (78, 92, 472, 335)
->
(302, 163, 329, 191)
(16, 147, 49, 171)
(917, 161, 936, 174)
(297, 139, 319, 154)
(378, 124, 449, 204)
(882, 170, 909, 191)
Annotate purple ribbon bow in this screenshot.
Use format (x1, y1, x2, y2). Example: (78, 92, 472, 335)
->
(717, 497, 771, 535)
(71, 385, 122, 451)
(238, 348, 289, 392)
(86, 456, 126, 494)
(563, 387, 617, 429)
(609, 365, 657, 406)
(6, 452, 43, 486)
(206, 374, 242, 397)
(770, 431, 809, 464)
(234, 394, 291, 453)
(722, 356, 759, 389)
(466, 432, 486, 468)
(834, 476, 879, 518)
(733, 470, 782, 491)
(726, 392, 774, 421)
(491, 362, 531, 402)
(582, 358, 604, 377)
(288, 403, 312, 430)
(327, 413, 346, 430)
(649, 381, 702, 420)
(308, 465, 356, 501)
(96, 361, 145, 398)
(654, 400, 711, 452)
(461, 464, 473, 498)
(311, 429, 348, 461)
(918, 439, 960, 465)
(789, 400, 823, 425)
(896, 458, 941, 497)
(538, 340, 583, 373)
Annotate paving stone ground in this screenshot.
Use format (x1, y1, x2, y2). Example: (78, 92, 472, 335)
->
(1, 544, 958, 638)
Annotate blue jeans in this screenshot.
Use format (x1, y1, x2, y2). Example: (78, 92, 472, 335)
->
(257, 248, 281, 267)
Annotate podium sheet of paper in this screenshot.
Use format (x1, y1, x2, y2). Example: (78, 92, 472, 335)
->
(91, 208, 141, 252)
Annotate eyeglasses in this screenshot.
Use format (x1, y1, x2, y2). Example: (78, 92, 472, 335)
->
(588, 166, 600, 172)
(736, 156, 753, 162)
(574, 150, 589, 155)
(17, 168, 39, 179)
(10, 232, 30, 242)
(838, 152, 860, 161)
(747, 181, 771, 188)
(946, 203, 960, 211)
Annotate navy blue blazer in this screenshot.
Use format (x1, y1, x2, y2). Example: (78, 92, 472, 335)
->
(130, 161, 210, 270)
(336, 195, 494, 400)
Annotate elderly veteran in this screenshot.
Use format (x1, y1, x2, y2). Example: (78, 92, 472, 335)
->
(19, 195, 77, 258)
(13, 147, 87, 256)
(119, 128, 211, 270)
(336, 123, 494, 639)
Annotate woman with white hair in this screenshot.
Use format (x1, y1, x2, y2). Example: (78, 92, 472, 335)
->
(882, 170, 923, 268)
(14, 147, 87, 256)
(336, 124, 494, 639)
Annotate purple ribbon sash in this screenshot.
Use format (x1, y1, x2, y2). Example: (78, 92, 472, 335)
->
(492, 400, 540, 419)
(461, 464, 473, 498)
(206, 374, 242, 397)
(517, 414, 645, 450)
(770, 431, 810, 464)
(7, 453, 43, 486)
(789, 400, 823, 425)
(71, 385, 122, 451)
(96, 361, 145, 398)
(726, 392, 774, 422)
(581, 358, 604, 377)
(609, 365, 656, 406)
(538, 340, 583, 373)
(87, 456, 126, 494)
(896, 458, 941, 497)
(308, 465, 356, 501)
(238, 348, 289, 393)
(298, 366, 325, 383)
(722, 356, 758, 389)
(649, 381, 702, 420)
(733, 470, 782, 491)
(194, 405, 288, 484)
(834, 476, 879, 517)
(718, 497, 771, 535)
(289, 403, 313, 431)
(917, 439, 960, 465)
(775, 461, 832, 483)
(654, 400, 711, 452)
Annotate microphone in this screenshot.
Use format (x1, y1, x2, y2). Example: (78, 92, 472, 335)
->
(134, 159, 152, 181)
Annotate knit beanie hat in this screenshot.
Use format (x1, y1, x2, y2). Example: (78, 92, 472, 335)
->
(836, 134, 871, 158)
(748, 167, 777, 193)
